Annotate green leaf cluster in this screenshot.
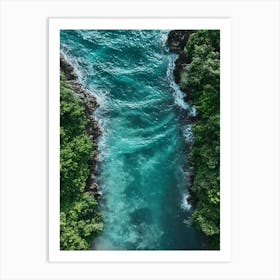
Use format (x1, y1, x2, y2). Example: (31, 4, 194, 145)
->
(60, 72, 103, 250)
(60, 193, 103, 250)
(182, 30, 220, 249)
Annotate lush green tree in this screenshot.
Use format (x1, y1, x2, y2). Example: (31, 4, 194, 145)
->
(60, 72, 103, 250)
(184, 30, 220, 60)
(181, 30, 220, 249)
(60, 193, 103, 250)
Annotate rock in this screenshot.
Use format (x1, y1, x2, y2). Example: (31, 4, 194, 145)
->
(95, 191, 102, 197)
(186, 187, 197, 207)
(173, 52, 186, 83)
(183, 94, 189, 102)
(86, 175, 96, 187)
(166, 31, 193, 86)
(60, 55, 78, 80)
(186, 195, 195, 205)
(166, 30, 194, 53)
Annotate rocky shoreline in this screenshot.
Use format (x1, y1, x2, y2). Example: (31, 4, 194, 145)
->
(166, 30, 197, 206)
(166, 30, 194, 101)
(167, 30, 221, 249)
(60, 55, 102, 198)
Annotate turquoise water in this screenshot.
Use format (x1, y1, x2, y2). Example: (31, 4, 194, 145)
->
(60, 30, 203, 250)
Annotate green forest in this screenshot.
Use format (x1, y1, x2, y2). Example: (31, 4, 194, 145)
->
(181, 30, 220, 249)
(60, 71, 103, 250)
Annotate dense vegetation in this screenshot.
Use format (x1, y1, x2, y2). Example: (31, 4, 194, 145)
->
(60, 71, 103, 250)
(180, 30, 220, 249)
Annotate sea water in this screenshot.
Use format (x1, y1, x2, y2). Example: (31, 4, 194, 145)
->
(60, 30, 203, 250)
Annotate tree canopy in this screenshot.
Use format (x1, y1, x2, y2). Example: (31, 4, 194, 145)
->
(181, 30, 220, 249)
(60, 72, 103, 250)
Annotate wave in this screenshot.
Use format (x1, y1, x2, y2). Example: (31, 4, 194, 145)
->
(60, 50, 111, 164)
(183, 124, 194, 144)
(166, 55, 189, 110)
(181, 192, 192, 211)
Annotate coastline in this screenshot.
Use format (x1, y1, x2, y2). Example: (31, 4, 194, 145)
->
(60, 55, 102, 198)
(59, 54, 103, 250)
(166, 30, 197, 205)
(166, 30, 221, 249)
(166, 30, 194, 100)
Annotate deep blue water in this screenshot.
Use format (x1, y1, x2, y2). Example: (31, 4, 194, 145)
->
(60, 30, 203, 250)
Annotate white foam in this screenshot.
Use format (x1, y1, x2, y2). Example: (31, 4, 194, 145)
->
(158, 30, 169, 49)
(183, 124, 194, 144)
(189, 105, 197, 117)
(60, 48, 87, 84)
(61, 52, 112, 164)
(166, 54, 189, 110)
(181, 192, 192, 211)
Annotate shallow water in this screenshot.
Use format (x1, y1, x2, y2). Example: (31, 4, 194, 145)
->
(60, 30, 203, 250)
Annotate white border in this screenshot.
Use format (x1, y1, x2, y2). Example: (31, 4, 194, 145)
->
(49, 18, 231, 262)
